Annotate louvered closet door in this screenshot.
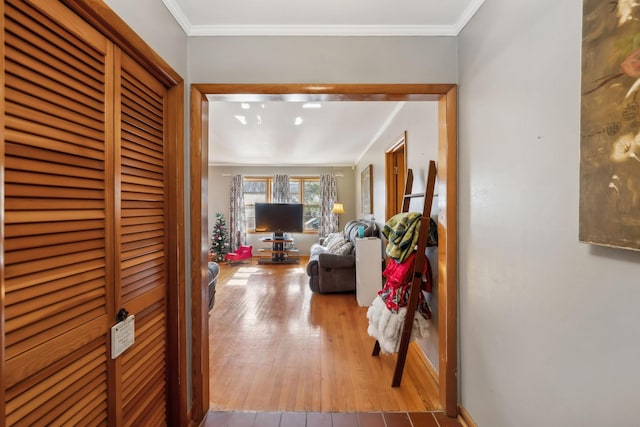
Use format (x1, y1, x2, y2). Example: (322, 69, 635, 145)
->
(3, 1, 171, 425)
(3, 0, 113, 425)
(115, 51, 169, 426)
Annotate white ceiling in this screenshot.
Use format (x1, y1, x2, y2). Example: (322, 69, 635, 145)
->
(163, 0, 484, 37)
(170, 0, 484, 166)
(208, 101, 410, 166)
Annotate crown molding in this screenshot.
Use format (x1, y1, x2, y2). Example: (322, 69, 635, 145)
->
(189, 24, 458, 37)
(161, 0, 192, 34)
(454, 0, 485, 34)
(162, 0, 485, 37)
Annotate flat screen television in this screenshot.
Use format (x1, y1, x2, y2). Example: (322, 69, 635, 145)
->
(255, 203, 303, 236)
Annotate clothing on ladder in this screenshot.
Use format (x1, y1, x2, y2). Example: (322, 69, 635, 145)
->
(367, 217, 433, 354)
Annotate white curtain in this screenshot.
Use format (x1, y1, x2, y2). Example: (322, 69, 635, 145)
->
(229, 174, 246, 251)
(273, 174, 290, 203)
(319, 173, 338, 237)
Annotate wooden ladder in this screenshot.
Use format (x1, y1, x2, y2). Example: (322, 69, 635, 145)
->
(372, 160, 437, 387)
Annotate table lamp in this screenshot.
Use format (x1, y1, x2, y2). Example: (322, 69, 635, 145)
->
(331, 202, 344, 228)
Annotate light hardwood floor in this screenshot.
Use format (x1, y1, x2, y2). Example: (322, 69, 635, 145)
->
(208, 258, 440, 412)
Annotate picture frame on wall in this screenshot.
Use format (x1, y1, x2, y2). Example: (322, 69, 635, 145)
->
(361, 164, 373, 214)
(580, 0, 640, 251)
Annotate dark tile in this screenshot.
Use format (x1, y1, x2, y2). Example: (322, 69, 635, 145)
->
(433, 412, 463, 427)
(383, 412, 412, 427)
(203, 411, 232, 427)
(306, 412, 332, 427)
(280, 412, 307, 427)
(409, 412, 439, 427)
(332, 413, 359, 427)
(357, 412, 385, 427)
(203, 411, 255, 427)
(254, 412, 281, 427)
(228, 412, 256, 427)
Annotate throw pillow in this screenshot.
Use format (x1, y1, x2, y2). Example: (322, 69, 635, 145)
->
(327, 237, 346, 253)
(330, 240, 353, 256)
(323, 232, 343, 248)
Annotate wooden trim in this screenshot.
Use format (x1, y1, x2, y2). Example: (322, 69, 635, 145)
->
(438, 86, 458, 417)
(190, 86, 210, 421)
(413, 343, 439, 385)
(107, 42, 120, 426)
(384, 131, 408, 221)
(458, 405, 478, 427)
(196, 83, 453, 98)
(190, 83, 458, 423)
(60, 0, 182, 87)
(0, 1, 6, 423)
(166, 81, 187, 426)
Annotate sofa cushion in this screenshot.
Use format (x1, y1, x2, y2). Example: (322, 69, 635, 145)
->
(322, 231, 343, 248)
(329, 240, 353, 255)
(327, 236, 347, 253)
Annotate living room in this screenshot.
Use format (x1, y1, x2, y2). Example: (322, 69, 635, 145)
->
(206, 98, 445, 420)
(208, 101, 440, 256)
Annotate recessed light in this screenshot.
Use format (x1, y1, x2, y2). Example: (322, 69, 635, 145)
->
(294, 117, 303, 126)
(235, 115, 247, 125)
(241, 103, 250, 110)
(302, 103, 322, 109)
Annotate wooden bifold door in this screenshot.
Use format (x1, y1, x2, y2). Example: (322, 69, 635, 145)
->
(2, 0, 177, 425)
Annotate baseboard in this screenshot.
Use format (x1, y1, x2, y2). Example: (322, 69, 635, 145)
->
(413, 342, 439, 385)
(458, 405, 478, 427)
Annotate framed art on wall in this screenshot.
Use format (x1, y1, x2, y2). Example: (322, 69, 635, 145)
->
(580, 0, 640, 250)
(361, 164, 373, 214)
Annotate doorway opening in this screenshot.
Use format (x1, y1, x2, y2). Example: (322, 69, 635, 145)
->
(385, 131, 408, 221)
(189, 84, 458, 421)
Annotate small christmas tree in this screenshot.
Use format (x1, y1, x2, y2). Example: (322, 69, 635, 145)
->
(210, 213, 230, 261)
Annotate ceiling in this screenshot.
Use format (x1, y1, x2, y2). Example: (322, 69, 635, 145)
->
(168, 0, 484, 166)
(208, 101, 411, 166)
(162, 0, 484, 36)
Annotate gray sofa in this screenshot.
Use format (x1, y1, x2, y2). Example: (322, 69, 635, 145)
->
(207, 261, 219, 311)
(306, 219, 378, 293)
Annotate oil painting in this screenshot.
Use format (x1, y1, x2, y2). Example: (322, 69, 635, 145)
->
(580, 0, 640, 250)
(361, 165, 373, 214)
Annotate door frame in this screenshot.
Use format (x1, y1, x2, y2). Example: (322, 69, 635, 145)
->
(385, 131, 408, 221)
(189, 83, 458, 421)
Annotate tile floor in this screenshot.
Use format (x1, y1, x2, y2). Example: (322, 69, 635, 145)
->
(203, 411, 463, 427)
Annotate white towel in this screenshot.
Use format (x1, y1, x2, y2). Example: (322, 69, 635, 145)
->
(366, 296, 430, 354)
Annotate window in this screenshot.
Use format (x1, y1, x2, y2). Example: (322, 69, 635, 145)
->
(302, 180, 321, 231)
(243, 177, 320, 232)
(242, 179, 267, 231)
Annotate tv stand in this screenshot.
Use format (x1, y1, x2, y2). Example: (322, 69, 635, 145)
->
(258, 233, 299, 264)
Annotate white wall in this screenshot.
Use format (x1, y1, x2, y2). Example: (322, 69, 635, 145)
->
(188, 36, 457, 83)
(208, 165, 356, 256)
(103, 0, 188, 77)
(458, 1, 640, 425)
(355, 102, 440, 369)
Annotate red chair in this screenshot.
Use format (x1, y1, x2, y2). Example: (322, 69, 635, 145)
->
(224, 245, 253, 264)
